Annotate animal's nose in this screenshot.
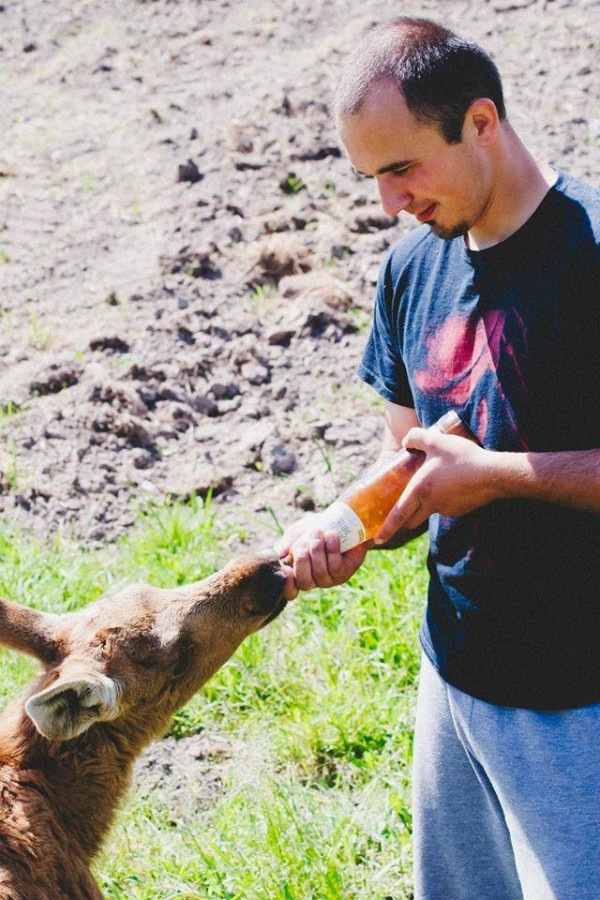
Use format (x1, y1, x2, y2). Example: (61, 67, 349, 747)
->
(237, 552, 286, 590)
(259, 561, 288, 624)
(256, 548, 283, 565)
(233, 553, 287, 624)
(258, 556, 287, 595)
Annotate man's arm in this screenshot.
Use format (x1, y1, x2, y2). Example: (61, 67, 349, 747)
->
(379, 400, 421, 455)
(373, 426, 600, 541)
(496, 447, 600, 509)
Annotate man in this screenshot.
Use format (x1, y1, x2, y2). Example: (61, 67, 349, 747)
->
(278, 17, 600, 900)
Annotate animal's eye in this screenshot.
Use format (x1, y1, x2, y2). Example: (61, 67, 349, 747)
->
(97, 634, 111, 658)
(173, 645, 192, 677)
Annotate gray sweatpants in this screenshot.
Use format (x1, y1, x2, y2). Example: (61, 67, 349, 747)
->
(413, 653, 600, 900)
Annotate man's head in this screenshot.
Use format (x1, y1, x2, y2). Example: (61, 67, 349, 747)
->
(335, 18, 505, 143)
(335, 19, 508, 240)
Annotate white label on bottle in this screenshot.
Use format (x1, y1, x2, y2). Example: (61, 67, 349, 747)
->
(318, 501, 366, 553)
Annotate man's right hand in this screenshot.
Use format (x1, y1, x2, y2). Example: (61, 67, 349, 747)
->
(277, 514, 370, 600)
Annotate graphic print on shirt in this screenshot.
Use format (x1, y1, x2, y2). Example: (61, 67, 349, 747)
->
(413, 307, 531, 450)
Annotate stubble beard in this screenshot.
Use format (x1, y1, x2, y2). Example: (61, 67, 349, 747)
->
(429, 219, 471, 241)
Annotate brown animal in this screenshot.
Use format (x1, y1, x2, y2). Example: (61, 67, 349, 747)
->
(0, 553, 287, 900)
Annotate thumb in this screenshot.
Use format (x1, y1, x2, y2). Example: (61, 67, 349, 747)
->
(402, 426, 430, 452)
(276, 514, 319, 556)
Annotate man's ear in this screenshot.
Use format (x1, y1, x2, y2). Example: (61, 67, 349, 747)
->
(0, 596, 61, 663)
(25, 674, 120, 741)
(465, 97, 500, 145)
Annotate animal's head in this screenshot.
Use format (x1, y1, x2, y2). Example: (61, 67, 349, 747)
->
(0, 554, 287, 742)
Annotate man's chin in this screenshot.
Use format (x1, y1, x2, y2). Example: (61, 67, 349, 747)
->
(429, 220, 470, 241)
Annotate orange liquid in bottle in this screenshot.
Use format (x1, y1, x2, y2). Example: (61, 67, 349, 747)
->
(335, 448, 425, 541)
(316, 411, 481, 552)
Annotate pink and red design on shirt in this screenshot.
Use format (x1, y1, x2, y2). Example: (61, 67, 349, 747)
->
(414, 308, 531, 450)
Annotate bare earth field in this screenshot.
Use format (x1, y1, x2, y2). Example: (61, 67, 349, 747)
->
(1, 0, 598, 548)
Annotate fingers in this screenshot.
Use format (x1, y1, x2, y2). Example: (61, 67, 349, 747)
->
(322, 530, 352, 583)
(292, 528, 335, 590)
(279, 527, 367, 592)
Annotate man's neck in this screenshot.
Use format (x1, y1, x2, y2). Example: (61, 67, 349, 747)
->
(467, 126, 558, 251)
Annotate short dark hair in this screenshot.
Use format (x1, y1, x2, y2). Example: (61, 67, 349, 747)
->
(334, 18, 506, 143)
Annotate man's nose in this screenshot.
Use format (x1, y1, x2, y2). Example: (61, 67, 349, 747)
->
(376, 178, 412, 217)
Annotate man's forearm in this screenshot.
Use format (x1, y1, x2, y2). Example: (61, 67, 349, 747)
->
(491, 448, 600, 512)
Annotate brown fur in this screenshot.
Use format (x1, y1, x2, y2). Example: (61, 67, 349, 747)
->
(0, 554, 286, 900)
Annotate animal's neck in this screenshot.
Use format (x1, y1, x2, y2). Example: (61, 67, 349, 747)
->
(0, 703, 166, 859)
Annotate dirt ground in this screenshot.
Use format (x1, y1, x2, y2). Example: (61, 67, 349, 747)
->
(1, 0, 599, 811)
(1, 0, 598, 548)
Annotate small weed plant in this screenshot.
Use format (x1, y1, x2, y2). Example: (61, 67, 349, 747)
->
(0, 499, 426, 898)
(27, 312, 56, 351)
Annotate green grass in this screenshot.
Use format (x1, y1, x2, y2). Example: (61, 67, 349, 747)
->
(0, 499, 427, 899)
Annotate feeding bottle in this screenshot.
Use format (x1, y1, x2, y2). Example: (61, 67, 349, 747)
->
(313, 410, 481, 553)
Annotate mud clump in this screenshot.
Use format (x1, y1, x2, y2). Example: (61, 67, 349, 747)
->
(246, 234, 313, 287)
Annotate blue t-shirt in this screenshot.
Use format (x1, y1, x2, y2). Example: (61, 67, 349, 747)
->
(358, 171, 600, 709)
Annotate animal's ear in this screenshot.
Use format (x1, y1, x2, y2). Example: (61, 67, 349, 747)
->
(0, 596, 61, 663)
(25, 674, 120, 741)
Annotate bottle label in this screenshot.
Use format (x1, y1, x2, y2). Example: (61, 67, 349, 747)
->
(319, 501, 366, 553)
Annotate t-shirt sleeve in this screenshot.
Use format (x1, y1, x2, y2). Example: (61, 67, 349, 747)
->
(356, 254, 415, 408)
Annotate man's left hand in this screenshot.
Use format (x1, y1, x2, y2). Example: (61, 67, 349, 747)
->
(374, 427, 499, 540)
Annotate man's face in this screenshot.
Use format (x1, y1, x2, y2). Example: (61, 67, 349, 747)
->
(338, 79, 492, 240)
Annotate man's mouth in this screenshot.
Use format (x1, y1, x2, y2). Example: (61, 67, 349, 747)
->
(416, 203, 437, 223)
